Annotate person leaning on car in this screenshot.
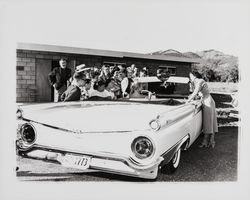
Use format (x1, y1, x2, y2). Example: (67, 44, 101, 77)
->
(187, 71, 218, 148)
(48, 58, 72, 102)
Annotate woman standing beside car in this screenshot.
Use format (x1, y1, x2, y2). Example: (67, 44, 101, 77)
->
(187, 71, 218, 148)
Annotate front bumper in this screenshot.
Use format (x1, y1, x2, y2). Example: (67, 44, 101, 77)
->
(17, 145, 163, 180)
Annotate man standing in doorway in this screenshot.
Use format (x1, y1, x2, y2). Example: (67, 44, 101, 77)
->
(48, 58, 72, 102)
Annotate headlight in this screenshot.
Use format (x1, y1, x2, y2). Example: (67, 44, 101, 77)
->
(16, 108, 23, 119)
(131, 136, 155, 159)
(20, 123, 36, 145)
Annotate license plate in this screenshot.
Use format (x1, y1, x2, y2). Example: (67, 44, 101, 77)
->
(58, 154, 91, 170)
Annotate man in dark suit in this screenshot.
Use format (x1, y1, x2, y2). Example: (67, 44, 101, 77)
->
(61, 73, 86, 102)
(48, 58, 72, 102)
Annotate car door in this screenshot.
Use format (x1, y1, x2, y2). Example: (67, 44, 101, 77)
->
(193, 100, 203, 139)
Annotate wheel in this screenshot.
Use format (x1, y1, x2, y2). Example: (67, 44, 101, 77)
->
(161, 148, 181, 174)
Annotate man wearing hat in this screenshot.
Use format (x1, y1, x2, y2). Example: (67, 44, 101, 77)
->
(69, 64, 91, 84)
(48, 58, 72, 102)
(75, 64, 90, 74)
(76, 64, 91, 78)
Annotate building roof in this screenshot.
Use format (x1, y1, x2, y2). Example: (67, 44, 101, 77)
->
(17, 43, 200, 63)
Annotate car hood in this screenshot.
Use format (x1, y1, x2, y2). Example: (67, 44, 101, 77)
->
(20, 101, 179, 132)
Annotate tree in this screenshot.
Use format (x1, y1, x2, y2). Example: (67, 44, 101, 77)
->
(192, 57, 239, 83)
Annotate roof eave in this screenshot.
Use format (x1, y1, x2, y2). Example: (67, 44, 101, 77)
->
(17, 42, 200, 63)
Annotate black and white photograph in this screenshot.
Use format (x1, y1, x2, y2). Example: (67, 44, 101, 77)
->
(0, 0, 250, 200)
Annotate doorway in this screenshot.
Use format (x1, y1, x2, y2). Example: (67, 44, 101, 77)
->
(36, 59, 52, 102)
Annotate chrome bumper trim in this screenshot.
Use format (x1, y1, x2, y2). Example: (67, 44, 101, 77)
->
(18, 145, 162, 179)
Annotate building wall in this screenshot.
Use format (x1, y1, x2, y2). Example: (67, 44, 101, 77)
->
(16, 49, 191, 103)
(16, 50, 37, 102)
(16, 49, 77, 102)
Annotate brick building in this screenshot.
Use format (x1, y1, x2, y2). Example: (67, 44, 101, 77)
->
(16, 43, 199, 103)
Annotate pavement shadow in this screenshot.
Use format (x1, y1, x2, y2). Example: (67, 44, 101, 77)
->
(69, 171, 151, 182)
(16, 169, 149, 182)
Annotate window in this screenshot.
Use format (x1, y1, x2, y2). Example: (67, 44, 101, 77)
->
(158, 66, 176, 75)
(103, 61, 126, 67)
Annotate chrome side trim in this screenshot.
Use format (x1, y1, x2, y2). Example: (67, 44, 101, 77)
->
(153, 109, 193, 132)
(21, 118, 150, 134)
(162, 110, 193, 128)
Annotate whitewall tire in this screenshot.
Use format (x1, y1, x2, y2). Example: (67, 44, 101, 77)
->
(161, 148, 181, 174)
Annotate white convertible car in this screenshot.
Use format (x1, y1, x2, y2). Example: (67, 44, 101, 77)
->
(16, 77, 202, 180)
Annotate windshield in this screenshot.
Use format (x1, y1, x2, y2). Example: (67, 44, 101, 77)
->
(87, 96, 185, 106)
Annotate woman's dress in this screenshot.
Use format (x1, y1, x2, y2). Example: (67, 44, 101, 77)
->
(193, 79, 218, 134)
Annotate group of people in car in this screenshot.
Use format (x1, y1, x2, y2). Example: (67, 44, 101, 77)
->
(48, 58, 218, 148)
(48, 58, 153, 102)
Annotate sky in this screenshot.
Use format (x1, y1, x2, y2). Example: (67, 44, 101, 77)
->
(1, 0, 250, 57)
